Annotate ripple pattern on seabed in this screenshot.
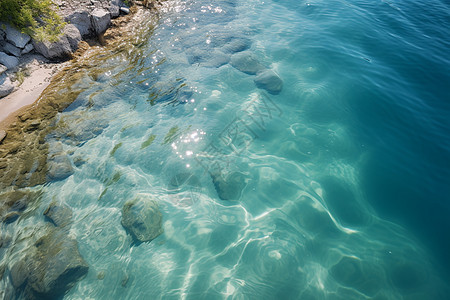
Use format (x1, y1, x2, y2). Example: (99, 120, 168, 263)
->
(1, 0, 450, 299)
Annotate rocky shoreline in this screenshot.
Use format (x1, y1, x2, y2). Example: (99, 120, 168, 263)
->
(0, 0, 134, 99)
(1, 2, 162, 298)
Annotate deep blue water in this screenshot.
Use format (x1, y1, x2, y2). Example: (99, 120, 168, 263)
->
(2, 0, 450, 298)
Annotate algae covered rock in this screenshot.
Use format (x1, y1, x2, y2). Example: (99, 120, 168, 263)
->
(121, 196, 163, 243)
(10, 228, 88, 299)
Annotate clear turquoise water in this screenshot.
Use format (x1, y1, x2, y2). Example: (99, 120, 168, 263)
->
(3, 0, 450, 298)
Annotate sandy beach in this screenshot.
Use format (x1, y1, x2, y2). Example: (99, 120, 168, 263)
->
(0, 61, 65, 130)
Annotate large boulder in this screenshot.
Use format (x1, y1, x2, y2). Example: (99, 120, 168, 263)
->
(91, 8, 111, 35)
(63, 24, 82, 52)
(230, 51, 265, 75)
(0, 52, 19, 69)
(2, 42, 21, 57)
(9, 228, 89, 299)
(121, 196, 163, 243)
(2, 23, 31, 49)
(0, 74, 14, 98)
(254, 69, 283, 95)
(33, 35, 73, 60)
(66, 11, 92, 37)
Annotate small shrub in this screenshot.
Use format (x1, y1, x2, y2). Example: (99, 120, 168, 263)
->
(0, 0, 65, 42)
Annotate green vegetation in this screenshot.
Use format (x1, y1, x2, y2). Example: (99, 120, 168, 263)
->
(0, 0, 65, 42)
(141, 134, 156, 149)
(162, 126, 180, 145)
(110, 142, 123, 156)
(15, 69, 26, 85)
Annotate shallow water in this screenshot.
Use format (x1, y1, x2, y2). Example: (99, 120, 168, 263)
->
(2, 0, 450, 298)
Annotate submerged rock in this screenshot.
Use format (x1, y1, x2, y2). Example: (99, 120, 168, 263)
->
(0, 233, 12, 249)
(47, 153, 74, 181)
(186, 49, 230, 68)
(2, 211, 20, 224)
(44, 202, 73, 228)
(222, 37, 252, 53)
(230, 51, 265, 75)
(211, 171, 247, 201)
(0, 189, 36, 217)
(254, 69, 283, 95)
(9, 228, 89, 299)
(121, 196, 163, 243)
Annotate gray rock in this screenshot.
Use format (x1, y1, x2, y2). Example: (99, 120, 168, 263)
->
(0, 52, 19, 69)
(0, 64, 6, 75)
(21, 43, 34, 55)
(44, 202, 73, 228)
(0, 130, 6, 144)
(10, 228, 89, 299)
(109, 0, 120, 17)
(33, 35, 73, 60)
(254, 69, 283, 95)
(66, 11, 92, 37)
(2, 42, 21, 57)
(121, 196, 163, 243)
(120, 7, 130, 15)
(211, 171, 247, 201)
(3, 23, 31, 48)
(91, 8, 111, 35)
(63, 24, 82, 52)
(230, 52, 265, 75)
(0, 74, 14, 98)
(47, 154, 74, 180)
